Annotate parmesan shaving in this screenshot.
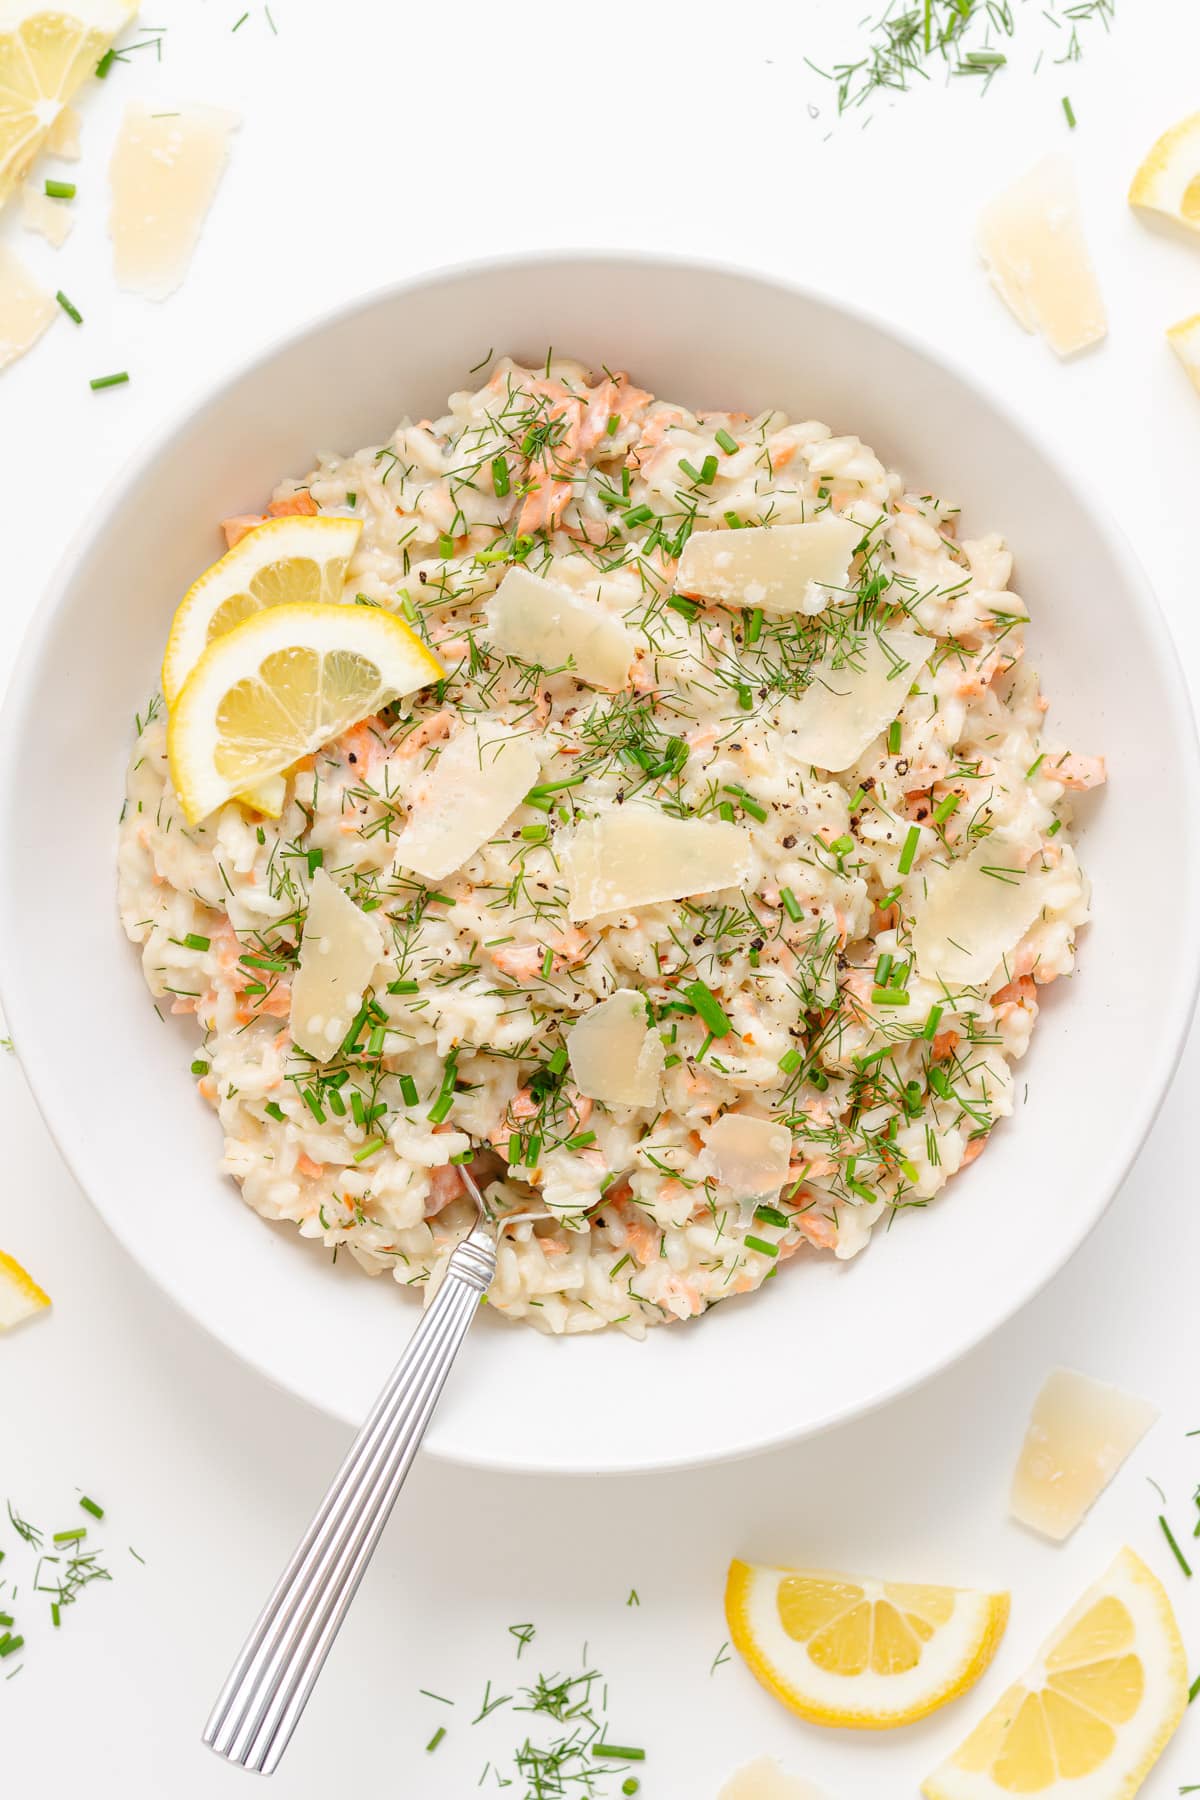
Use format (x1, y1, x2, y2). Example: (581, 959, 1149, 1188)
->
(913, 840, 1052, 988)
(485, 565, 635, 690)
(394, 721, 539, 881)
(566, 989, 663, 1108)
(783, 626, 931, 773)
(44, 105, 82, 161)
(109, 102, 239, 301)
(978, 154, 1107, 358)
(562, 804, 754, 922)
(704, 1114, 791, 1199)
(20, 181, 73, 247)
(290, 868, 385, 1063)
(1010, 1368, 1158, 1542)
(719, 1758, 829, 1800)
(0, 245, 55, 371)
(678, 518, 861, 614)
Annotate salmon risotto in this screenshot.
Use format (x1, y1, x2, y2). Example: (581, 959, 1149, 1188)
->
(117, 355, 1104, 1337)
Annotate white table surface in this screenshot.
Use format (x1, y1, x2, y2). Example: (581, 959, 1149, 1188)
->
(2, 1, 1199, 1794)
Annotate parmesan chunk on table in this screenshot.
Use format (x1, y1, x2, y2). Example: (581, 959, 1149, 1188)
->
(0, 245, 56, 371)
(719, 1759, 828, 1800)
(912, 840, 1052, 988)
(109, 102, 239, 301)
(1010, 1369, 1158, 1542)
(394, 721, 539, 882)
(705, 1115, 791, 1199)
(978, 154, 1107, 358)
(485, 565, 635, 690)
(677, 518, 861, 614)
(566, 990, 663, 1108)
(562, 805, 754, 922)
(290, 868, 384, 1062)
(20, 182, 73, 247)
(784, 625, 931, 773)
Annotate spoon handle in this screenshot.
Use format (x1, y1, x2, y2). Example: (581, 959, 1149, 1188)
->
(202, 1223, 496, 1775)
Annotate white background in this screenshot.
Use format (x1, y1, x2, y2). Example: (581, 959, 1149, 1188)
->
(2, 1, 1199, 1794)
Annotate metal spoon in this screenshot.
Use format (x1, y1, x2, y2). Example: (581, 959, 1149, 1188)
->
(202, 1167, 501, 1775)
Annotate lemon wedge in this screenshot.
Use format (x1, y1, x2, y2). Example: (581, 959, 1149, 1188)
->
(725, 1559, 1009, 1730)
(1129, 113, 1200, 234)
(1168, 313, 1200, 396)
(0, 1247, 50, 1330)
(923, 1548, 1186, 1800)
(162, 515, 363, 705)
(167, 601, 444, 826)
(0, 0, 136, 210)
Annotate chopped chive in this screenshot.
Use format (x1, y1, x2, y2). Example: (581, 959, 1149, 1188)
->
(736, 683, 753, 711)
(51, 1602, 61, 1627)
(684, 979, 732, 1037)
(623, 504, 653, 529)
(722, 785, 767, 822)
(743, 607, 763, 645)
(491, 454, 511, 497)
(779, 886, 802, 921)
(606, 413, 619, 436)
(0, 1636, 24, 1658)
(565, 1130, 596, 1150)
(398, 1074, 419, 1107)
(190, 1059, 209, 1077)
(744, 1235, 778, 1258)
(933, 792, 960, 825)
(89, 371, 129, 391)
(53, 1528, 86, 1545)
(897, 824, 920, 875)
(723, 510, 744, 529)
(1191, 1671, 1200, 1705)
(717, 801, 735, 823)
(353, 1137, 385, 1163)
(55, 289, 83, 323)
(922, 1003, 944, 1040)
(95, 47, 115, 75)
(1160, 1515, 1193, 1578)
(388, 978, 420, 994)
(426, 1726, 446, 1753)
(346, 491, 357, 508)
(714, 428, 739, 455)
(929, 1066, 954, 1100)
(264, 1101, 286, 1122)
(181, 932, 210, 951)
(828, 835, 854, 857)
(666, 594, 699, 622)
(1062, 94, 1076, 128)
(754, 1204, 791, 1228)
(872, 987, 911, 1006)
(44, 178, 75, 198)
(699, 453, 718, 484)
(546, 1046, 569, 1075)
(0, 1614, 11, 1628)
(366, 1023, 386, 1056)
(1025, 753, 1045, 779)
(301, 1088, 326, 1123)
(593, 1745, 645, 1762)
(526, 775, 586, 798)
(438, 532, 455, 558)
(1047, 817, 1062, 837)
(622, 1780, 640, 1796)
(677, 457, 704, 485)
(779, 1047, 803, 1074)
(887, 719, 902, 755)
(306, 847, 323, 875)
(540, 945, 554, 978)
(520, 823, 549, 843)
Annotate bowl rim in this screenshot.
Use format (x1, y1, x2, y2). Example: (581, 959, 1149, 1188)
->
(2, 246, 1198, 1473)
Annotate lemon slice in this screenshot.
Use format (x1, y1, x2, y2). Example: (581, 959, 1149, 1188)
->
(0, 0, 136, 210)
(0, 1248, 50, 1330)
(725, 1559, 1009, 1730)
(1129, 113, 1200, 234)
(162, 515, 362, 705)
(923, 1548, 1186, 1800)
(168, 601, 444, 826)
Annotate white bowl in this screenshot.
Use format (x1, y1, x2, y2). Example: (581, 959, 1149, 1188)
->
(2, 254, 1196, 1474)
